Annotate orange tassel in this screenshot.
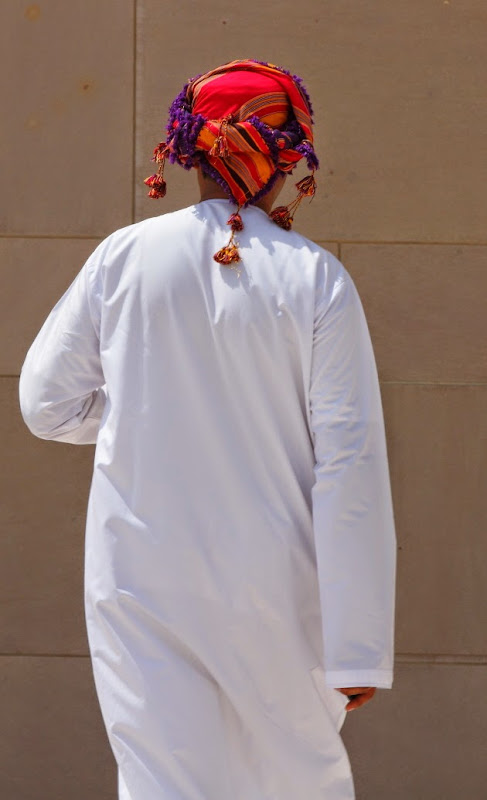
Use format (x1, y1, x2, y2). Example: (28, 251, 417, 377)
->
(213, 242, 241, 265)
(213, 207, 243, 272)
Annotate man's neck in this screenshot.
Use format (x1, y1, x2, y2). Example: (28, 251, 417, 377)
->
(199, 189, 275, 214)
(197, 170, 284, 214)
(199, 185, 230, 203)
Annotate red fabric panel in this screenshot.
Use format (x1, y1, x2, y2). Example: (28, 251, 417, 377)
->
(193, 71, 287, 120)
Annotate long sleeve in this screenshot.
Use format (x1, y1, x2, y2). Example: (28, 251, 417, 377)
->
(310, 267, 396, 689)
(19, 247, 106, 445)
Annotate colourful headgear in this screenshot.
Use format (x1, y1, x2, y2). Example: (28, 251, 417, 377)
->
(145, 59, 319, 268)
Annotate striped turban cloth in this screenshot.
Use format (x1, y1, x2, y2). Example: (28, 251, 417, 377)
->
(145, 59, 318, 207)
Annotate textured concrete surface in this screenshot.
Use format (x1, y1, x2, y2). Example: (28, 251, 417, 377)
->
(1, 379, 94, 655)
(2, 0, 134, 236)
(382, 384, 487, 655)
(343, 661, 487, 800)
(342, 244, 487, 383)
(0, 238, 100, 374)
(0, 656, 115, 799)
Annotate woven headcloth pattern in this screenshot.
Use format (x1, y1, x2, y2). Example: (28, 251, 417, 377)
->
(161, 59, 319, 207)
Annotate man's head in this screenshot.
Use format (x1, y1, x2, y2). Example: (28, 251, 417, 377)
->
(145, 59, 318, 209)
(144, 60, 318, 266)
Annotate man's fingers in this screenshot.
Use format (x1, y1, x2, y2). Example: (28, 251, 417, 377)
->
(345, 689, 375, 711)
(337, 686, 376, 711)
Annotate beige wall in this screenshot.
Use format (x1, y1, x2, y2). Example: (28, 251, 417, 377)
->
(2, 1, 486, 797)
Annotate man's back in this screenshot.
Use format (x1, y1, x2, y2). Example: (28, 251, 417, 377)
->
(19, 58, 396, 800)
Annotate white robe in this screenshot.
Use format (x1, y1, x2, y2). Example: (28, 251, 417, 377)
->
(19, 199, 396, 800)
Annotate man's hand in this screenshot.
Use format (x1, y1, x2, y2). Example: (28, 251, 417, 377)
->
(337, 686, 376, 711)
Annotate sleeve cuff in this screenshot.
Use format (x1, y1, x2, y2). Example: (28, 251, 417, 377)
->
(324, 669, 393, 689)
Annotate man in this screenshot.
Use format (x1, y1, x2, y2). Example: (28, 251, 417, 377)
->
(19, 60, 396, 800)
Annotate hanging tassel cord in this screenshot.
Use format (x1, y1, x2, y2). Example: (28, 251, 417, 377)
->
(209, 115, 233, 158)
(144, 142, 169, 198)
(270, 173, 317, 230)
(213, 209, 243, 273)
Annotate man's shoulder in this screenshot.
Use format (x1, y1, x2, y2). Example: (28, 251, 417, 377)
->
(283, 228, 349, 281)
(290, 229, 339, 260)
(90, 207, 195, 258)
(108, 206, 193, 240)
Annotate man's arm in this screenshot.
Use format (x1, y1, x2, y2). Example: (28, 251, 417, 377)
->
(310, 262, 396, 691)
(19, 249, 106, 444)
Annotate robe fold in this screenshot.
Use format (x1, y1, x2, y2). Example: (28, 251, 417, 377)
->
(19, 199, 396, 800)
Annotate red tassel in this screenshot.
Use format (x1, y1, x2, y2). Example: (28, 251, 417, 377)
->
(153, 142, 169, 163)
(145, 141, 169, 198)
(214, 207, 243, 268)
(213, 242, 241, 265)
(144, 173, 167, 199)
(269, 206, 293, 230)
(227, 212, 243, 232)
(144, 146, 168, 199)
